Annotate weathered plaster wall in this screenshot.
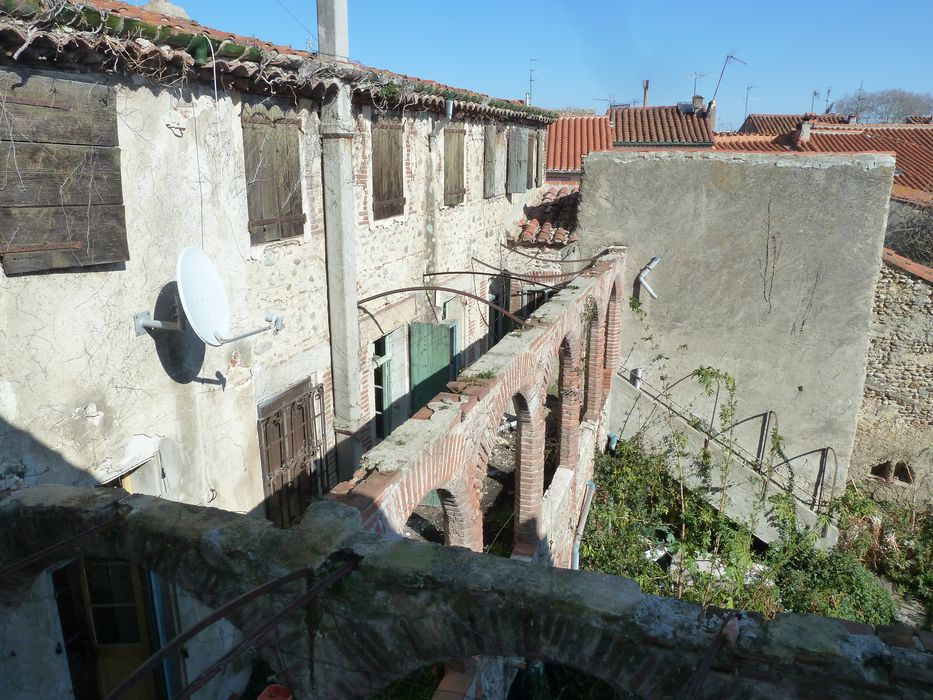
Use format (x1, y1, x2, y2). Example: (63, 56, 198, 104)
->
(577, 150, 895, 496)
(4, 485, 933, 700)
(852, 256, 933, 500)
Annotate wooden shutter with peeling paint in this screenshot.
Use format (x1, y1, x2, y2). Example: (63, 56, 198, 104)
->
(443, 126, 465, 206)
(483, 124, 497, 199)
(0, 68, 128, 275)
(506, 128, 528, 194)
(242, 103, 305, 244)
(372, 118, 405, 220)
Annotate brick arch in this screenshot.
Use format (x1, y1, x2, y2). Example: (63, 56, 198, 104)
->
(556, 330, 584, 470)
(434, 466, 483, 552)
(512, 388, 545, 557)
(602, 278, 622, 395)
(581, 294, 606, 420)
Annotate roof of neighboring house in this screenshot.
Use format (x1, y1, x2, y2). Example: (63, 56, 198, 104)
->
(906, 116, 933, 124)
(0, 0, 555, 124)
(882, 248, 933, 284)
(546, 116, 614, 172)
(510, 187, 580, 246)
(738, 113, 850, 135)
(716, 124, 933, 204)
(611, 106, 714, 146)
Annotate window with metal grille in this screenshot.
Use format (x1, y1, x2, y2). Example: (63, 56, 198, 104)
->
(372, 117, 405, 219)
(444, 126, 465, 206)
(257, 379, 334, 528)
(241, 103, 306, 245)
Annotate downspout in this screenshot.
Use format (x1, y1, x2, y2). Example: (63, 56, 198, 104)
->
(571, 480, 596, 570)
(319, 0, 362, 478)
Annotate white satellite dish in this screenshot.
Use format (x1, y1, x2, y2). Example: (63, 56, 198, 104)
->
(176, 247, 231, 347)
(134, 247, 284, 345)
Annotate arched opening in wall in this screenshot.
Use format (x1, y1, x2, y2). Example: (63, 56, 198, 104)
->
(372, 662, 444, 699)
(404, 490, 446, 544)
(603, 283, 621, 392)
(894, 462, 914, 483)
(553, 334, 582, 478)
(508, 661, 636, 699)
(543, 351, 561, 493)
(870, 460, 914, 484)
(579, 296, 600, 421)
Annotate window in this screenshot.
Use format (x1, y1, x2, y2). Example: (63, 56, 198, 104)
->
(443, 126, 465, 206)
(241, 103, 305, 245)
(526, 130, 538, 190)
(372, 118, 405, 219)
(373, 328, 409, 440)
(0, 68, 128, 275)
(483, 124, 497, 198)
(506, 127, 529, 194)
(257, 379, 334, 528)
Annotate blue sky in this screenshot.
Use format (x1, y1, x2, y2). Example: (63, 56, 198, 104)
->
(145, 0, 931, 130)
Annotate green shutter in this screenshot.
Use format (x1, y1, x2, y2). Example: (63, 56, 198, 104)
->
(483, 124, 497, 198)
(507, 128, 528, 194)
(443, 127, 465, 206)
(409, 322, 453, 412)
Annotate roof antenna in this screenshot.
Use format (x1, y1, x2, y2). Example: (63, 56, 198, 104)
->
(711, 52, 745, 103)
(683, 72, 706, 98)
(526, 57, 537, 106)
(810, 89, 820, 113)
(854, 81, 864, 122)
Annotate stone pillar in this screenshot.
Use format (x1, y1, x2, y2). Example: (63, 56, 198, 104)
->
(514, 394, 545, 557)
(439, 467, 484, 553)
(319, 0, 362, 478)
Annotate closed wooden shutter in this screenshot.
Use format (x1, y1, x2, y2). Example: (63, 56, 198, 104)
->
(257, 380, 334, 528)
(443, 127, 465, 206)
(242, 104, 305, 244)
(483, 124, 497, 199)
(507, 128, 528, 194)
(526, 131, 537, 189)
(372, 119, 405, 219)
(0, 68, 128, 275)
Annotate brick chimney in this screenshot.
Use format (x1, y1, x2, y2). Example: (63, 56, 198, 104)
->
(692, 95, 704, 113)
(792, 120, 812, 148)
(642, 79, 649, 107)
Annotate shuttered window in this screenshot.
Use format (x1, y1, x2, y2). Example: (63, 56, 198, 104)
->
(483, 124, 497, 199)
(257, 379, 335, 528)
(242, 103, 305, 245)
(0, 68, 128, 275)
(526, 131, 537, 189)
(372, 118, 405, 219)
(506, 128, 528, 194)
(443, 126, 465, 207)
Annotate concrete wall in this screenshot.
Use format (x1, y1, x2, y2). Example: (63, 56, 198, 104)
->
(577, 150, 895, 496)
(852, 257, 933, 501)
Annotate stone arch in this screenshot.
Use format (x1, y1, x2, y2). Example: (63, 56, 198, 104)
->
(602, 279, 622, 395)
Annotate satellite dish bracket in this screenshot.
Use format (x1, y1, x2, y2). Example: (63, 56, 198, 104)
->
(213, 314, 284, 344)
(134, 295, 185, 336)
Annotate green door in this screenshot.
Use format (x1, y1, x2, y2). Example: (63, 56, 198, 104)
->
(410, 322, 454, 414)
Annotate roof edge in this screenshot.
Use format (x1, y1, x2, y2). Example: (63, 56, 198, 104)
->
(882, 247, 933, 284)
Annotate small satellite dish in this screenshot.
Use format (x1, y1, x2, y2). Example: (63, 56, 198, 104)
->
(135, 247, 283, 345)
(177, 247, 231, 347)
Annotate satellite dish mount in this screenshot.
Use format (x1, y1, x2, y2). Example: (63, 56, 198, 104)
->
(135, 247, 284, 346)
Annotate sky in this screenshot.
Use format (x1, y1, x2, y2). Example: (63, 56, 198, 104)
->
(141, 0, 932, 131)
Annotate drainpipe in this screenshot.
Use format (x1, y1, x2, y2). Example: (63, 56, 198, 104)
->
(571, 480, 596, 570)
(319, 0, 362, 478)
(637, 256, 661, 299)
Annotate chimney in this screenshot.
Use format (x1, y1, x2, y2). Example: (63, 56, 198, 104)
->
(692, 94, 704, 113)
(706, 99, 716, 131)
(642, 79, 649, 107)
(799, 120, 812, 143)
(317, 0, 349, 59)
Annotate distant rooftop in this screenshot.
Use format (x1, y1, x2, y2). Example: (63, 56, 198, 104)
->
(738, 113, 851, 135)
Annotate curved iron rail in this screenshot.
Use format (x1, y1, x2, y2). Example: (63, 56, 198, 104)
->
(357, 285, 530, 328)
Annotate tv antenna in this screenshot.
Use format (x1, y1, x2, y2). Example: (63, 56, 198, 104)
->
(683, 72, 707, 96)
(824, 86, 832, 113)
(527, 57, 538, 105)
(135, 247, 284, 346)
(744, 84, 762, 118)
(854, 81, 865, 121)
(711, 52, 746, 102)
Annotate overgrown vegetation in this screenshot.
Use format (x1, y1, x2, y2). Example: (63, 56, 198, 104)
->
(581, 437, 899, 626)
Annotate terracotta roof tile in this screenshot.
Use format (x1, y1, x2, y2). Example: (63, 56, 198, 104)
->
(883, 248, 933, 284)
(546, 116, 614, 172)
(512, 187, 581, 247)
(611, 106, 714, 146)
(738, 113, 850, 135)
(906, 116, 933, 125)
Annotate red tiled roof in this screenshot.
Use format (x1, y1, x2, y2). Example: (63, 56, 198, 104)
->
(611, 106, 714, 146)
(546, 116, 614, 172)
(906, 116, 933, 125)
(716, 124, 933, 200)
(882, 248, 933, 284)
(511, 187, 580, 246)
(738, 113, 850, 135)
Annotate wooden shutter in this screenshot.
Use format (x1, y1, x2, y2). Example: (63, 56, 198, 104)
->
(507, 128, 528, 194)
(0, 68, 128, 275)
(443, 127, 465, 206)
(483, 124, 497, 199)
(526, 131, 537, 189)
(242, 104, 305, 244)
(537, 128, 547, 186)
(372, 119, 405, 220)
(257, 380, 334, 528)
(410, 322, 454, 412)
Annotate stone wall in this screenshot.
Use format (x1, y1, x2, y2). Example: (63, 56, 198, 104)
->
(576, 150, 895, 498)
(852, 252, 933, 500)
